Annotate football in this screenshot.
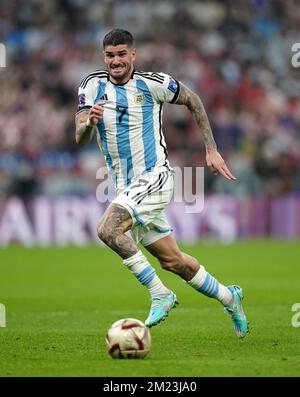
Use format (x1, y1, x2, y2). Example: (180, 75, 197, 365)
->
(105, 318, 151, 359)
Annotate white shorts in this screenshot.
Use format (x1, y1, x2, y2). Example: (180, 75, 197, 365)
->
(112, 168, 174, 247)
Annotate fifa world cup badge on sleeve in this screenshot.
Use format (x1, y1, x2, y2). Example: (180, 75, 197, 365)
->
(168, 77, 178, 94)
(78, 93, 86, 107)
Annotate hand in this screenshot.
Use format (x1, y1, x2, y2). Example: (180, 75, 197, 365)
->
(88, 103, 104, 125)
(206, 150, 236, 180)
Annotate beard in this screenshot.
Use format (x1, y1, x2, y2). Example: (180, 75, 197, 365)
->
(109, 64, 131, 81)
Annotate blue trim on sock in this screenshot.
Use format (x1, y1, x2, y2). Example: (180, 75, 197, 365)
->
(197, 273, 219, 297)
(137, 265, 156, 285)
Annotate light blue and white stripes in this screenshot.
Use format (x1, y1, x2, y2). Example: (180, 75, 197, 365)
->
(95, 81, 117, 186)
(135, 79, 156, 172)
(136, 265, 156, 286)
(89, 75, 172, 192)
(114, 85, 133, 186)
(188, 266, 232, 305)
(197, 273, 219, 298)
(123, 251, 170, 297)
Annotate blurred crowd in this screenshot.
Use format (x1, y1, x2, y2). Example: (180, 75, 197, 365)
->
(0, 0, 300, 199)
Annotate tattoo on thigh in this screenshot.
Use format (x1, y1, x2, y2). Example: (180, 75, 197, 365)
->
(102, 205, 137, 259)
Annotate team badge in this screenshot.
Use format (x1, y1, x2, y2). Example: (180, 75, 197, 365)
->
(134, 91, 145, 105)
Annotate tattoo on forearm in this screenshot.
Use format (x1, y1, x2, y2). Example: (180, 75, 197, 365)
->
(100, 204, 137, 259)
(75, 111, 94, 146)
(77, 123, 93, 143)
(175, 83, 217, 151)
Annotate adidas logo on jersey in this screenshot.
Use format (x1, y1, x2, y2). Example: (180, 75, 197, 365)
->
(99, 94, 108, 101)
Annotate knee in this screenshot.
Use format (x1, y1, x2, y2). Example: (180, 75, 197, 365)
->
(159, 253, 184, 273)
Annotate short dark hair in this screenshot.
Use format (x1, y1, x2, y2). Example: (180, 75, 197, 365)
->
(103, 29, 134, 48)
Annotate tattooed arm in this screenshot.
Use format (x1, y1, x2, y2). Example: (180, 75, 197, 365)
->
(75, 103, 104, 147)
(175, 82, 236, 180)
(75, 110, 94, 147)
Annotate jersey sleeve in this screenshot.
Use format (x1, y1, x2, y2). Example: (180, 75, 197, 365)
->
(76, 76, 97, 114)
(150, 72, 180, 104)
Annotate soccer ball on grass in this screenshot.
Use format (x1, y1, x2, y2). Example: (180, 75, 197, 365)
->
(105, 318, 151, 359)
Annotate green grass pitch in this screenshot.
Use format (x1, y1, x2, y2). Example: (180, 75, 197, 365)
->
(0, 241, 299, 377)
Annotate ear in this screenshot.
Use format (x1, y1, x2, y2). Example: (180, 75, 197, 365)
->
(131, 48, 137, 61)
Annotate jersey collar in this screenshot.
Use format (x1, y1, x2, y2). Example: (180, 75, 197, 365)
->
(108, 69, 135, 86)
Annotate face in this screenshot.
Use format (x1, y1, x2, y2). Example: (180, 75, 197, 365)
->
(103, 44, 136, 83)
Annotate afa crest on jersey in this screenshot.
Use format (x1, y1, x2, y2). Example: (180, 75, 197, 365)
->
(134, 90, 145, 105)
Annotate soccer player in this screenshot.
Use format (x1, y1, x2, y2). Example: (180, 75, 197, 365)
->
(75, 29, 248, 338)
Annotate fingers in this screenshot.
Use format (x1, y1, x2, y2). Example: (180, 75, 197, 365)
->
(90, 105, 104, 117)
(88, 104, 104, 124)
(93, 103, 104, 112)
(222, 163, 236, 180)
(209, 165, 218, 176)
(207, 154, 237, 180)
(216, 162, 236, 180)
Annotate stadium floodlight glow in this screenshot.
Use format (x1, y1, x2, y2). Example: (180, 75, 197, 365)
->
(0, 303, 6, 327)
(0, 43, 6, 67)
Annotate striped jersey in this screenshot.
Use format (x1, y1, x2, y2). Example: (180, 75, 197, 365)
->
(76, 70, 179, 193)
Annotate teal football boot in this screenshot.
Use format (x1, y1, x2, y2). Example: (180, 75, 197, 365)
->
(224, 285, 249, 338)
(145, 290, 178, 327)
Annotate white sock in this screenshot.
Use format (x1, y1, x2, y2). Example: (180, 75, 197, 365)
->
(123, 251, 169, 297)
(188, 266, 232, 306)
